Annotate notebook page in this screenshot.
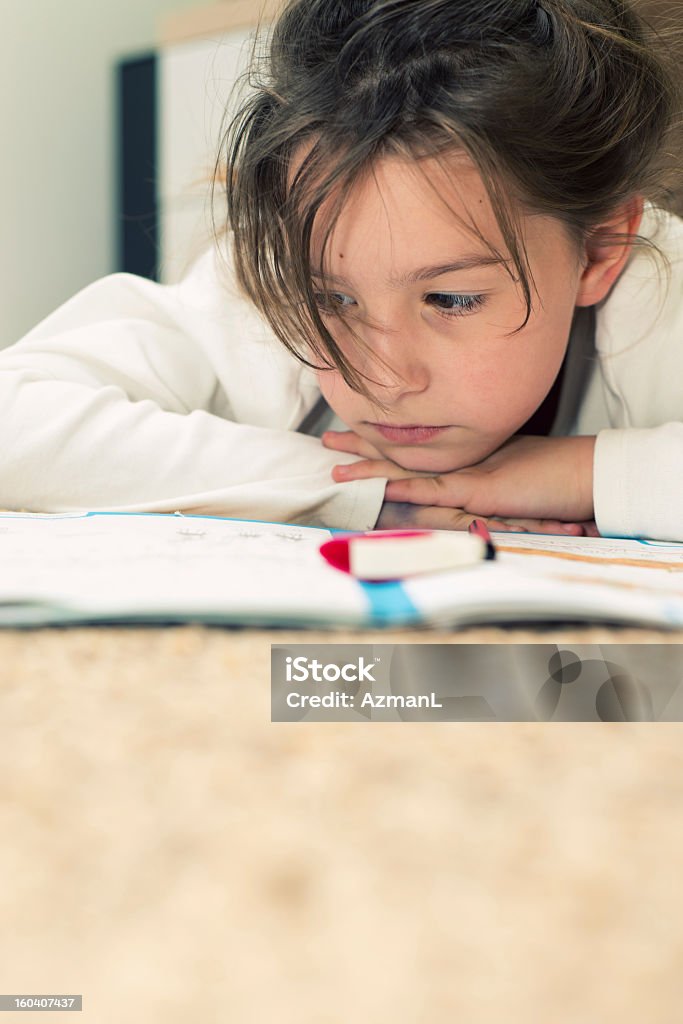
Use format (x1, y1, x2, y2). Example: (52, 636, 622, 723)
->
(405, 532, 683, 628)
(0, 513, 368, 623)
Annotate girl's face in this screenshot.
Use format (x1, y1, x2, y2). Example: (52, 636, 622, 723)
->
(311, 153, 587, 472)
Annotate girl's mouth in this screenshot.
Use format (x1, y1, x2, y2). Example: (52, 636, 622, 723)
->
(368, 423, 448, 444)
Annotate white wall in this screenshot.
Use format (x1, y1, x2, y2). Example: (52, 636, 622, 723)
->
(0, 0, 203, 349)
(159, 30, 254, 284)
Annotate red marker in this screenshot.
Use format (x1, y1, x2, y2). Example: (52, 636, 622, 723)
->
(468, 519, 497, 561)
(320, 528, 492, 581)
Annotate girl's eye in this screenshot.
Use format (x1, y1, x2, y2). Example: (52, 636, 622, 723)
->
(312, 289, 485, 318)
(425, 293, 486, 318)
(314, 291, 356, 314)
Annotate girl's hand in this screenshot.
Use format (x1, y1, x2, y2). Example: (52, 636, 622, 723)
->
(323, 429, 445, 481)
(324, 431, 596, 524)
(323, 429, 417, 469)
(323, 430, 599, 536)
(376, 501, 600, 536)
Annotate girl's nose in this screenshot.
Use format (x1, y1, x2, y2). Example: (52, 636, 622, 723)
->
(361, 320, 431, 397)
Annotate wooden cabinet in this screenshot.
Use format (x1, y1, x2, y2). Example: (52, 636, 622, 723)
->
(161, 0, 283, 45)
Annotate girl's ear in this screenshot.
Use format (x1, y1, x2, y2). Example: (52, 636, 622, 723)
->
(574, 195, 645, 307)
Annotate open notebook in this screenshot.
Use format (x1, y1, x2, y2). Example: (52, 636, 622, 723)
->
(1, 511, 682, 629)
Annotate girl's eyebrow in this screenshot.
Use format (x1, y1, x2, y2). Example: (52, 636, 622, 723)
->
(311, 254, 509, 287)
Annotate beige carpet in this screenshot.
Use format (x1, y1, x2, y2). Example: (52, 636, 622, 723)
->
(1, 623, 683, 1022)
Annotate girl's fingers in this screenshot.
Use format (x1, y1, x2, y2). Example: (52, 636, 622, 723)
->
(493, 519, 586, 536)
(322, 430, 383, 460)
(375, 502, 591, 535)
(332, 460, 413, 483)
(484, 520, 528, 533)
(332, 462, 399, 483)
(385, 476, 453, 503)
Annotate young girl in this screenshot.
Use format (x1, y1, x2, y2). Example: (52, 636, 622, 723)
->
(0, 0, 681, 541)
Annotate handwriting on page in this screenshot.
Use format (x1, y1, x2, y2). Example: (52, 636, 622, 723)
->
(0, 515, 365, 618)
(495, 532, 683, 570)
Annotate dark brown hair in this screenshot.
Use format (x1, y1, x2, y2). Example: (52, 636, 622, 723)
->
(215, 0, 682, 395)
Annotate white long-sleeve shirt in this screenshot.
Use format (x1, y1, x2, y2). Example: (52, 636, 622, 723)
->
(0, 203, 681, 539)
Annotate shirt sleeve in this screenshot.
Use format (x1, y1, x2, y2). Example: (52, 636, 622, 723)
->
(0, 246, 386, 529)
(593, 424, 683, 541)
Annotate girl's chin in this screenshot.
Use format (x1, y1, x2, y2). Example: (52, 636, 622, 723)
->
(383, 446, 487, 474)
